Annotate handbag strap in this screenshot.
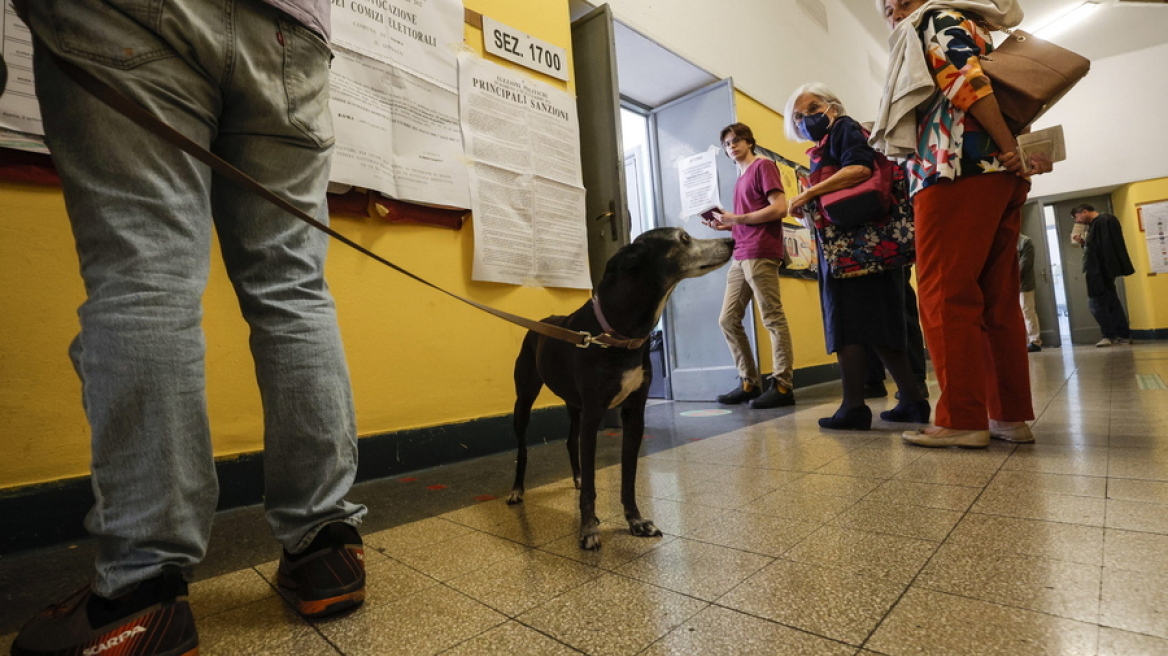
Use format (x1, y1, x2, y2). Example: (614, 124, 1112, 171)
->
(50, 52, 620, 350)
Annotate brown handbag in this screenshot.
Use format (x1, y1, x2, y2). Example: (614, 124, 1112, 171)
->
(979, 29, 1090, 134)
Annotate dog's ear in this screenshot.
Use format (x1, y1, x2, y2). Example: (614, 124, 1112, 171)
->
(616, 242, 650, 271)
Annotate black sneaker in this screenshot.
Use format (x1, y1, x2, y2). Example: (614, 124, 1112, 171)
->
(750, 379, 795, 409)
(12, 565, 197, 656)
(277, 522, 366, 619)
(716, 379, 761, 405)
(1027, 343, 1042, 352)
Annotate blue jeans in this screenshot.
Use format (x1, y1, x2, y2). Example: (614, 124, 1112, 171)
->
(1089, 284, 1131, 340)
(25, 0, 365, 597)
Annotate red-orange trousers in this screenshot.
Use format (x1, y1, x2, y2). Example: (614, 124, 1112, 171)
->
(914, 173, 1034, 430)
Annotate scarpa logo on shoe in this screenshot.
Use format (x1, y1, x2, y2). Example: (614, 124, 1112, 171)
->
(83, 625, 146, 656)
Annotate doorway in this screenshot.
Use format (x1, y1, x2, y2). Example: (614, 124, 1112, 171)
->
(573, 4, 743, 401)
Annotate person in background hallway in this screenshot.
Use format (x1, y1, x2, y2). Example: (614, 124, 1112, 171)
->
(11, 1, 367, 655)
(1018, 233, 1042, 352)
(870, 0, 1053, 448)
(784, 84, 928, 430)
(705, 122, 797, 410)
(1071, 204, 1135, 347)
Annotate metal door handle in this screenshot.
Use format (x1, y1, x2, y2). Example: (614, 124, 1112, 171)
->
(595, 211, 617, 241)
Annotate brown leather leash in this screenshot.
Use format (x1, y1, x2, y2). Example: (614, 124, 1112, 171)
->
(51, 53, 635, 350)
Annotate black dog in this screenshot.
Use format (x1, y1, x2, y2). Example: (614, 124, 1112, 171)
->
(507, 227, 733, 549)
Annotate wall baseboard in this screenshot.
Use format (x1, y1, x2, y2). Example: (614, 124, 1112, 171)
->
(0, 408, 570, 556)
(0, 361, 847, 556)
(1132, 329, 1168, 341)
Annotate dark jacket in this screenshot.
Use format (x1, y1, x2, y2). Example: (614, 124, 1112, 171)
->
(1018, 234, 1036, 292)
(1083, 213, 1135, 298)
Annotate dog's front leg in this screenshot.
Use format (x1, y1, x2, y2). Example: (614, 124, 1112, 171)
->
(620, 402, 662, 538)
(576, 406, 603, 550)
(566, 406, 582, 490)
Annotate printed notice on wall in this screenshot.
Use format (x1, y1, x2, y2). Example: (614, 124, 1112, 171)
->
(1140, 200, 1168, 274)
(329, 48, 469, 208)
(458, 53, 589, 289)
(331, 0, 463, 92)
(677, 149, 721, 218)
(0, 4, 43, 140)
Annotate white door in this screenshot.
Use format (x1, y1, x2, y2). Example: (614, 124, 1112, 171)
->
(651, 79, 745, 401)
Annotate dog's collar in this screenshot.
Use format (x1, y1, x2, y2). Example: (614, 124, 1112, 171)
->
(588, 296, 648, 349)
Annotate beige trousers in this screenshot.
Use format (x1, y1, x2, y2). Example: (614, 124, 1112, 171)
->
(718, 258, 794, 389)
(1020, 290, 1041, 345)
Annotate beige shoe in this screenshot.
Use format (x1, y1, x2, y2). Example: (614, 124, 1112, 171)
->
(989, 420, 1034, 443)
(902, 426, 991, 448)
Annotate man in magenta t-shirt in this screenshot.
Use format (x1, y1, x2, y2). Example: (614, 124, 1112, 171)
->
(703, 122, 796, 408)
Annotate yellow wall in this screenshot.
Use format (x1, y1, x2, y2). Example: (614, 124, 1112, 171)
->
(1112, 177, 1168, 332)
(0, 0, 584, 490)
(0, 2, 845, 492)
(734, 92, 833, 374)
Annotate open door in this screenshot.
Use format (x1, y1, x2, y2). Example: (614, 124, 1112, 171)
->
(1021, 201, 1061, 347)
(651, 79, 743, 401)
(572, 5, 630, 286)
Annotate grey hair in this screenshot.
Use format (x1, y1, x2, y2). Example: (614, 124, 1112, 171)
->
(783, 83, 848, 142)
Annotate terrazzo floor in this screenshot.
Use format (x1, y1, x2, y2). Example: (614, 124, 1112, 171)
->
(3, 343, 1168, 655)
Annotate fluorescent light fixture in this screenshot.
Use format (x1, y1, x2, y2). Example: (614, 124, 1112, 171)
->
(1032, 1, 1103, 40)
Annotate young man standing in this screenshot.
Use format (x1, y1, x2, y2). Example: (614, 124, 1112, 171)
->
(705, 123, 796, 409)
(1071, 204, 1135, 346)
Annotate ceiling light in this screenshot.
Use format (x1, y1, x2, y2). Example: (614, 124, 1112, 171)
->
(1032, 1, 1103, 40)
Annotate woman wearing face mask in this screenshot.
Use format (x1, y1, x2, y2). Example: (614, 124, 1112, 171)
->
(869, 0, 1052, 447)
(785, 84, 927, 431)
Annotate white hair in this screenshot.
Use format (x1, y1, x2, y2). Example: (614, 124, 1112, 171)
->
(783, 83, 848, 142)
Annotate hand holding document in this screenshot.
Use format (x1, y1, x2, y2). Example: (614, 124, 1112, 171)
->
(1017, 125, 1066, 174)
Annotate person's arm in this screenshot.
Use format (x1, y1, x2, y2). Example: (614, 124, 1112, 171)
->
(923, 12, 1050, 177)
(718, 190, 787, 225)
(788, 165, 871, 213)
(1018, 238, 1034, 280)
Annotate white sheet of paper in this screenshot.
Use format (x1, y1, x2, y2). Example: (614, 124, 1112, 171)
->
(1140, 200, 1168, 275)
(328, 48, 469, 208)
(330, 0, 462, 92)
(0, 7, 42, 135)
(677, 149, 721, 218)
(460, 53, 589, 289)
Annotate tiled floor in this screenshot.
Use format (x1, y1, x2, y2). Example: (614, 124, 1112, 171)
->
(3, 343, 1168, 655)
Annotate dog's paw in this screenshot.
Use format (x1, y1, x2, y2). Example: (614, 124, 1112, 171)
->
(628, 518, 663, 538)
(506, 490, 524, 505)
(579, 531, 602, 550)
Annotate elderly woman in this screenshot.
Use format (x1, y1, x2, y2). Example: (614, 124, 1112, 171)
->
(870, 0, 1052, 447)
(785, 84, 928, 431)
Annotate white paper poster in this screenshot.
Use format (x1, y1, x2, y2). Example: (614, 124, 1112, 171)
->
(0, 4, 42, 136)
(1140, 200, 1168, 275)
(677, 149, 720, 218)
(330, 0, 462, 91)
(329, 47, 469, 208)
(459, 53, 589, 289)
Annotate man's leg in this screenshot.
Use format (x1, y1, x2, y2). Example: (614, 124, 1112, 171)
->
(26, 0, 226, 597)
(1020, 290, 1041, 346)
(718, 259, 759, 385)
(1103, 285, 1132, 340)
(210, 0, 365, 555)
(744, 258, 794, 391)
